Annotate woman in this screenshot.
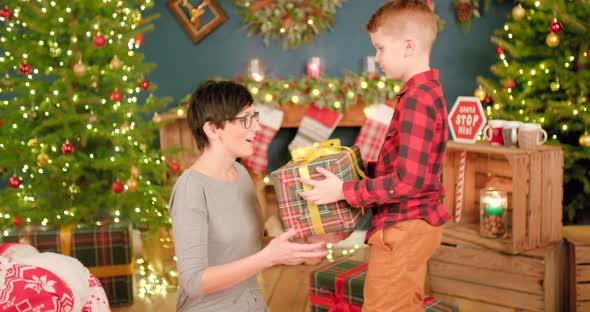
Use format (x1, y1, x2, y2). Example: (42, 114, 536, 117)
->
(168, 80, 329, 312)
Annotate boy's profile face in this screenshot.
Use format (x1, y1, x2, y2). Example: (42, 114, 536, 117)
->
(369, 27, 407, 82)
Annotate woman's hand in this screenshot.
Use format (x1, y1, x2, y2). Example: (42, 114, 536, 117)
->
(259, 228, 329, 267)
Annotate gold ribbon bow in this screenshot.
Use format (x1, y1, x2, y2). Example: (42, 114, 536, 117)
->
(291, 139, 366, 235)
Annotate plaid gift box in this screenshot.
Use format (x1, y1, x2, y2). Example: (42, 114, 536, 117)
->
(310, 259, 458, 312)
(271, 139, 365, 239)
(2, 222, 134, 306)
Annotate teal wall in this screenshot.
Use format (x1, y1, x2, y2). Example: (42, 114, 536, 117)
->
(143, 0, 512, 172)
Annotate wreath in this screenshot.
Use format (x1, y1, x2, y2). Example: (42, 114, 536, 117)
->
(234, 0, 344, 50)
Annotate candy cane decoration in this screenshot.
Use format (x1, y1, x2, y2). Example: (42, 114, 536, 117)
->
(455, 151, 466, 223)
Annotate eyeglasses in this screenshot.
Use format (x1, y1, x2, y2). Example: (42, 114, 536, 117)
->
(225, 111, 260, 129)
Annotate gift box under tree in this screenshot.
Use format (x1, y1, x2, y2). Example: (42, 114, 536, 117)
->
(310, 258, 458, 312)
(1, 222, 134, 306)
(270, 139, 365, 239)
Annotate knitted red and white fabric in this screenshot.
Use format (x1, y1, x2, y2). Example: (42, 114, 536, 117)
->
(288, 104, 342, 152)
(0, 243, 110, 312)
(242, 105, 284, 175)
(354, 103, 395, 162)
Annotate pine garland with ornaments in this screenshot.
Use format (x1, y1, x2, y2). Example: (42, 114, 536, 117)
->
(234, 0, 344, 50)
(476, 0, 590, 222)
(0, 1, 176, 230)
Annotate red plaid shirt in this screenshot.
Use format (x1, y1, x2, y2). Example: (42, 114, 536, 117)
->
(343, 69, 451, 242)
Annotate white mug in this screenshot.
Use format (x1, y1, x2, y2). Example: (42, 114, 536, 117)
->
(518, 123, 547, 149)
(502, 121, 523, 147)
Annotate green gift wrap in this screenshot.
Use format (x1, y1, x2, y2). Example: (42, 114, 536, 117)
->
(271, 139, 366, 239)
(2, 222, 134, 306)
(310, 259, 458, 312)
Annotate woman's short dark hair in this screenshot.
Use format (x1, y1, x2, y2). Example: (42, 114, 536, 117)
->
(186, 80, 254, 150)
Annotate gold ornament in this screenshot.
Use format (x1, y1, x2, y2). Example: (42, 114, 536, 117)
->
(580, 132, 590, 147)
(152, 113, 161, 123)
(546, 32, 560, 48)
(126, 177, 139, 192)
(73, 60, 87, 77)
(36, 153, 49, 167)
(512, 4, 525, 20)
(137, 219, 150, 232)
(109, 55, 122, 70)
(473, 86, 487, 101)
(130, 166, 140, 177)
(120, 121, 130, 132)
(132, 11, 142, 24)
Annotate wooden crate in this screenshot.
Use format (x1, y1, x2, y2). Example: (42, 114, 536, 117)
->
(428, 236, 566, 312)
(564, 226, 590, 312)
(442, 141, 563, 254)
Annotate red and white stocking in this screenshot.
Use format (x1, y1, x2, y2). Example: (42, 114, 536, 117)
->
(242, 105, 284, 175)
(354, 103, 394, 162)
(288, 104, 342, 152)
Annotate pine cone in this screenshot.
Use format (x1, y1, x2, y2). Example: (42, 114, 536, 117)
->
(453, 1, 474, 23)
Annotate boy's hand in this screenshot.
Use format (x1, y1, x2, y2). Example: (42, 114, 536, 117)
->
(299, 167, 345, 205)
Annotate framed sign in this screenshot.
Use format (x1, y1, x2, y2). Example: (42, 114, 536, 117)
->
(448, 96, 487, 143)
(167, 0, 227, 44)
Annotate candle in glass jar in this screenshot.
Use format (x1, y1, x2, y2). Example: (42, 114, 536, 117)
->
(484, 197, 503, 216)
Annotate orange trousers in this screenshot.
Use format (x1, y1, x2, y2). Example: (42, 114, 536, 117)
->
(362, 219, 442, 312)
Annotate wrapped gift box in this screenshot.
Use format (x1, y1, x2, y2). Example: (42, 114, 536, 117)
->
(2, 222, 134, 306)
(271, 140, 365, 238)
(310, 258, 458, 312)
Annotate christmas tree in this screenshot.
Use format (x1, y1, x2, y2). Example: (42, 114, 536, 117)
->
(477, 0, 590, 222)
(0, 1, 174, 230)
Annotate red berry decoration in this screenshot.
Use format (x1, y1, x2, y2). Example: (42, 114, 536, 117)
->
(0, 8, 11, 20)
(8, 175, 21, 189)
(504, 80, 516, 89)
(110, 90, 122, 102)
(169, 162, 181, 174)
(134, 34, 144, 45)
(495, 46, 504, 56)
(61, 140, 74, 154)
(13, 216, 23, 226)
(112, 180, 124, 193)
(19, 63, 31, 75)
(549, 20, 563, 34)
(139, 79, 149, 90)
(93, 34, 106, 47)
(484, 96, 494, 105)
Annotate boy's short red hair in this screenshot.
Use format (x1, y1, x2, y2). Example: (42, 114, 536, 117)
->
(366, 0, 437, 52)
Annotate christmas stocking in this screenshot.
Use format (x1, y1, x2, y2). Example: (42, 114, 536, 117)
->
(354, 103, 395, 162)
(242, 105, 284, 175)
(288, 104, 342, 152)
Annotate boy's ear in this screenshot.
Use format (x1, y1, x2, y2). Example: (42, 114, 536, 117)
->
(403, 38, 415, 58)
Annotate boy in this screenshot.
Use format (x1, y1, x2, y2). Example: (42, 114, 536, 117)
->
(299, 1, 450, 311)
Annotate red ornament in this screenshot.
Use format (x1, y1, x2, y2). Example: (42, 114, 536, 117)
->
(0, 117, 3, 128)
(13, 216, 23, 226)
(504, 80, 516, 89)
(8, 176, 21, 189)
(134, 34, 144, 45)
(587, 48, 590, 57)
(484, 96, 493, 105)
(549, 21, 563, 34)
(0, 8, 11, 20)
(169, 162, 181, 174)
(139, 79, 150, 90)
(289, 82, 296, 88)
(110, 90, 122, 102)
(61, 140, 74, 154)
(93, 34, 106, 47)
(495, 46, 504, 56)
(19, 63, 31, 76)
(112, 180, 124, 193)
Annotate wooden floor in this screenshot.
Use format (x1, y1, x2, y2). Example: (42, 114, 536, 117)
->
(112, 247, 368, 312)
